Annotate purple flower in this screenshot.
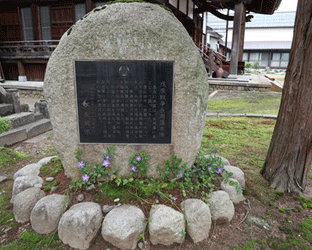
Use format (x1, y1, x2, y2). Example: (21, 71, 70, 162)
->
(208, 167, 212, 172)
(105, 155, 110, 160)
(216, 150, 220, 154)
(170, 196, 177, 201)
(77, 161, 85, 169)
(217, 167, 223, 174)
(135, 156, 142, 162)
(102, 159, 110, 168)
(82, 174, 89, 182)
(130, 166, 137, 172)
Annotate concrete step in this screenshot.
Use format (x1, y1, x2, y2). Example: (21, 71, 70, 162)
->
(5, 112, 35, 128)
(0, 118, 52, 147)
(0, 103, 14, 116)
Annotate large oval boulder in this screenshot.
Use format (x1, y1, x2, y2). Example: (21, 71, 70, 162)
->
(181, 199, 211, 243)
(30, 194, 69, 234)
(149, 204, 185, 246)
(11, 175, 43, 202)
(58, 202, 102, 250)
(207, 191, 235, 224)
(101, 205, 145, 250)
(13, 187, 45, 223)
(44, 2, 209, 179)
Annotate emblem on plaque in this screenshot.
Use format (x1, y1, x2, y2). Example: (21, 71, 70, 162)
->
(118, 64, 130, 77)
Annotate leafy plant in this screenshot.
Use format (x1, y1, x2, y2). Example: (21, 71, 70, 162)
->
(129, 151, 150, 178)
(157, 155, 187, 182)
(0, 116, 11, 134)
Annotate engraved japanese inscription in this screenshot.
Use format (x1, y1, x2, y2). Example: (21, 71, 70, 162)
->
(75, 61, 173, 144)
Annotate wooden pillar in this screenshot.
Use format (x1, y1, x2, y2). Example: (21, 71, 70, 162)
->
(17, 60, 27, 82)
(31, 3, 40, 40)
(86, 0, 92, 13)
(230, 2, 244, 75)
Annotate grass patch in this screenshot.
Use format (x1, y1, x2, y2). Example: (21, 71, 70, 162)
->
(0, 182, 16, 229)
(208, 92, 281, 115)
(0, 231, 62, 250)
(0, 147, 27, 165)
(202, 117, 281, 204)
(40, 157, 63, 176)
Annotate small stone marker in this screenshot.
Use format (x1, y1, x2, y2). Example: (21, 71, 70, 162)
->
(44, 2, 209, 179)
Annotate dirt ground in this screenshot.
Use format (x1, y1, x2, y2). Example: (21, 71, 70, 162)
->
(1, 136, 312, 250)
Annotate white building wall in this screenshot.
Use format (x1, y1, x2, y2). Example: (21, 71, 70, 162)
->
(223, 27, 294, 43)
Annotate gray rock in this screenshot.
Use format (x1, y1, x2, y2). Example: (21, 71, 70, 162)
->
(34, 184, 42, 188)
(137, 242, 144, 250)
(149, 204, 185, 246)
(13, 188, 45, 223)
(102, 205, 114, 214)
(86, 184, 95, 191)
(113, 198, 120, 203)
(44, 2, 209, 179)
(102, 205, 145, 250)
(14, 163, 42, 180)
(45, 177, 54, 182)
(51, 187, 58, 192)
(31, 194, 69, 234)
(181, 199, 211, 243)
(246, 216, 272, 231)
(204, 154, 230, 166)
(221, 178, 245, 204)
(0, 176, 7, 183)
(77, 193, 84, 202)
(58, 202, 102, 250)
(11, 175, 43, 202)
(224, 165, 245, 189)
(207, 191, 235, 224)
(38, 156, 57, 166)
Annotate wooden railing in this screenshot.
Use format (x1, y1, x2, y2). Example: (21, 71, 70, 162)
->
(0, 40, 59, 59)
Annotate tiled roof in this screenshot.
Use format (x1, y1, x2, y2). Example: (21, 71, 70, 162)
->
(208, 11, 296, 31)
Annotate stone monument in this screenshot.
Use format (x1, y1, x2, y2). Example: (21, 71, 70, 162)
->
(44, 2, 209, 179)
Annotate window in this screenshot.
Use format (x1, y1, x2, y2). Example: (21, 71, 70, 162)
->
(95, 2, 108, 7)
(271, 52, 289, 68)
(169, 0, 178, 8)
(188, 1, 194, 19)
(243, 52, 248, 61)
(180, 0, 187, 15)
(249, 52, 259, 62)
(260, 53, 269, 67)
(40, 6, 52, 40)
(75, 4, 86, 21)
(21, 7, 34, 41)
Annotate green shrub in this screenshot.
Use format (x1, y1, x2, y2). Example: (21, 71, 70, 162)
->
(0, 116, 11, 134)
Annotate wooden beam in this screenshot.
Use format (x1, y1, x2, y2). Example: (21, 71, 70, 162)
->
(230, 2, 244, 75)
(238, 4, 246, 63)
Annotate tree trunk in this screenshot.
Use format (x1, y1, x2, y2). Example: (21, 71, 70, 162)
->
(261, 0, 312, 193)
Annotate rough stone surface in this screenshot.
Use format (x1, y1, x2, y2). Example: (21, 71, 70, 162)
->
(58, 202, 102, 250)
(38, 156, 57, 166)
(204, 154, 230, 166)
(77, 193, 84, 202)
(44, 2, 209, 179)
(181, 199, 211, 243)
(102, 205, 114, 214)
(11, 175, 43, 202)
(207, 191, 235, 224)
(102, 205, 145, 250)
(221, 178, 245, 204)
(0, 176, 7, 183)
(31, 194, 69, 234)
(246, 216, 272, 231)
(149, 204, 185, 246)
(13, 188, 45, 223)
(224, 165, 245, 189)
(45, 177, 54, 182)
(14, 163, 42, 180)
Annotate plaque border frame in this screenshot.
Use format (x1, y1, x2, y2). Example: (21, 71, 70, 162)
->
(74, 59, 175, 145)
